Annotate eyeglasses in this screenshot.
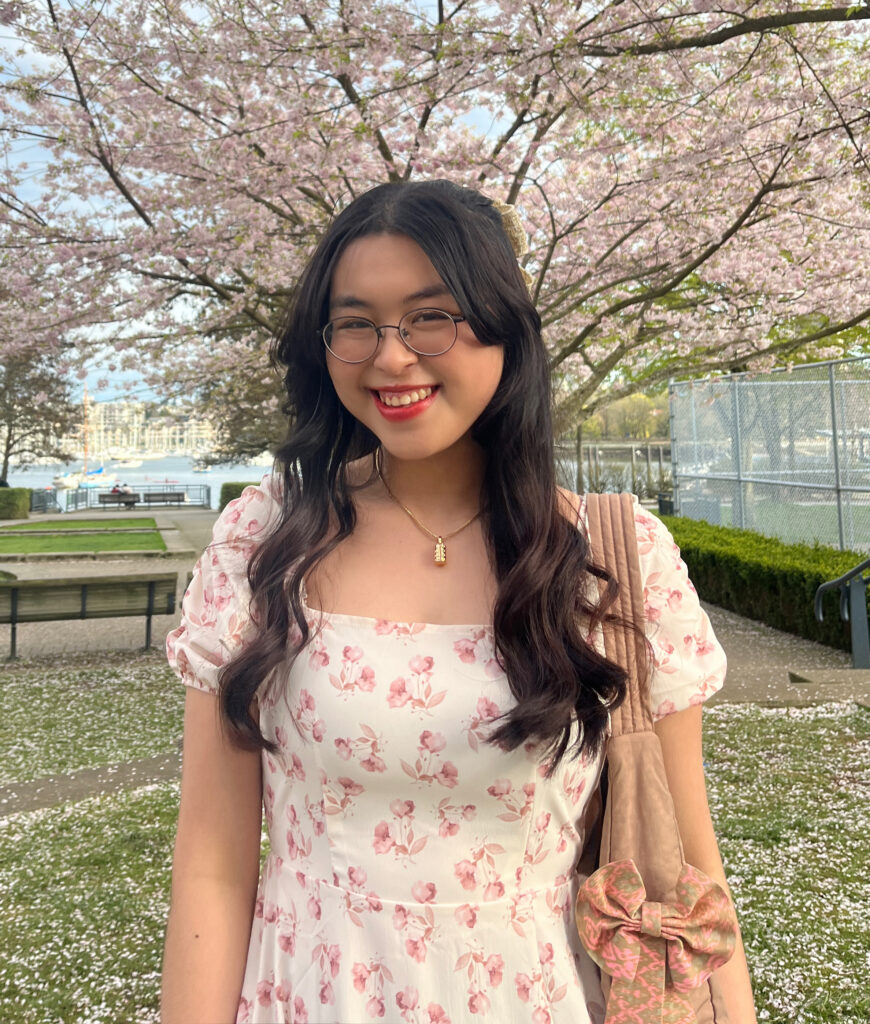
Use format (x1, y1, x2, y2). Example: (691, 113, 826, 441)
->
(321, 308, 467, 364)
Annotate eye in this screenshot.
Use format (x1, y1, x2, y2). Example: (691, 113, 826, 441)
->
(335, 317, 375, 331)
(412, 308, 444, 322)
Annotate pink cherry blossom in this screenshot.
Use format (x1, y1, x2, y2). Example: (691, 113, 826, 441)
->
(360, 753, 387, 773)
(484, 954, 505, 986)
(256, 979, 274, 1006)
(483, 880, 505, 901)
(396, 986, 420, 1011)
(411, 880, 437, 903)
(388, 677, 411, 708)
(326, 944, 341, 978)
(454, 638, 477, 663)
(419, 729, 446, 752)
(435, 761, 459, 788)
(366, 996, 386, 1018)
(467, 990, 490, 1015)
(515, 972, 534, 1002)
(454, 859, 477, 890)
(390, 798, 415, 818)
(476, 697, 501, 721)
(405, 936, 428, 963)
(373, 822, 395, 854)
(392, 904, 410, 929)
(454, 903, 478, 927)
(348, 866, 368, 887)
(351, 963, 370, 993)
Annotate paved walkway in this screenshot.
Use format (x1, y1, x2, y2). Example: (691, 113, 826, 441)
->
(1, 506, 867, 814)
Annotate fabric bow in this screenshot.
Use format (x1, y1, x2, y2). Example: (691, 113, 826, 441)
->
(576, 859, 737, 1024)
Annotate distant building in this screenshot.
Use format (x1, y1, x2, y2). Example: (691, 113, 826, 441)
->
(63, 399, 216, 457)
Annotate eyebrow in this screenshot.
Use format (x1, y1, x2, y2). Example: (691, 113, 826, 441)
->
(330, 283, 453, 311)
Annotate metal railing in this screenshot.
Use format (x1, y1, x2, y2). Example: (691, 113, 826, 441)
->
(30, 484, 212, 513)
(815, 558, 870, 668)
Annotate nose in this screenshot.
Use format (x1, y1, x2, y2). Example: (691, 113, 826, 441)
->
(371, 324, 419, 373)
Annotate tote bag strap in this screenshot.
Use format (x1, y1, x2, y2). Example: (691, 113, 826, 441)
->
(584, 492, 653, 737)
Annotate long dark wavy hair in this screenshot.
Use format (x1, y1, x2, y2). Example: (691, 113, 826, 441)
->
(219, 179, 632, 769)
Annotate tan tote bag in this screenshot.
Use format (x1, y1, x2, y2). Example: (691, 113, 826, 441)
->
(576, 493, 738, 1024)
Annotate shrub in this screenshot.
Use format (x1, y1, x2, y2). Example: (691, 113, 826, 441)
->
(0, 488, 31, 520)
(219, 481, 258, 511)
(661, 515, 864, 651)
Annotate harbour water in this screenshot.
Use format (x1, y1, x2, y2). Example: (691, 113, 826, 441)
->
(7, 456, 275, 511)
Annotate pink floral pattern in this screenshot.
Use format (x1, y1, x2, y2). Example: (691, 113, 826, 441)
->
(168, 481, 727, 1023)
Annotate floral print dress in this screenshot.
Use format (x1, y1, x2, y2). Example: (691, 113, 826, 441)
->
(167, 479, 727, 1024)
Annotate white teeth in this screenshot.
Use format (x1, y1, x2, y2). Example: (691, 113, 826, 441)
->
(379, 387, 433, 407)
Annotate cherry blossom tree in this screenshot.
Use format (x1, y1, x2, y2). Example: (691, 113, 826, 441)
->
(0, 346, 77, 479)
(1, 1, 869, 454)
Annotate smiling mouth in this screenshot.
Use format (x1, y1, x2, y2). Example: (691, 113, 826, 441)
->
(375, 386, 436, 407)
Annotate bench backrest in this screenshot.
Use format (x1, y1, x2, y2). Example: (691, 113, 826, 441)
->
(0, 573, 178, 624)
(144, 492, 185, 500)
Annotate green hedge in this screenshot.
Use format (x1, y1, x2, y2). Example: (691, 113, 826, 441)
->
(219, 481, 258, 512)
(0, 488, 31, 520)
(661, 515, 866, 652)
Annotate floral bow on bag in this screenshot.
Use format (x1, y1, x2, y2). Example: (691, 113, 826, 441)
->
(576, 859, 737, 1024)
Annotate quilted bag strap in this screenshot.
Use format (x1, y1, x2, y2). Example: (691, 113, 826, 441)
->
(584, 492, 652, 737)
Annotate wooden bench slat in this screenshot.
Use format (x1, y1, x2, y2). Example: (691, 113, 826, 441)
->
(0, 575, 178, 628)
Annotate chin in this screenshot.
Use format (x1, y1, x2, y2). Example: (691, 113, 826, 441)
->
(377, 433, 478, 465)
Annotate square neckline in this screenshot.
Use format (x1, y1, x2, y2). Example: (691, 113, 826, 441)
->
(299, 581, 493, 633)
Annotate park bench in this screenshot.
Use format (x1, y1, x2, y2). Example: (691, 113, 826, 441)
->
(142, 491, 186, 506)
(98, 492, 141, 509)
(0, 572, 178, 659)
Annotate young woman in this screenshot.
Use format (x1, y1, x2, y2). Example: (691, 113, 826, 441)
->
(162, 180, 756, 1023)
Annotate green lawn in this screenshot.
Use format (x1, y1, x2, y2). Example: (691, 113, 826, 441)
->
(0, 783, 178, 1024)
(0, 518, 158, 531)
(0, 653, 184, 785)
(0, 531, 166, 553)
(0, 653, 867, 1023)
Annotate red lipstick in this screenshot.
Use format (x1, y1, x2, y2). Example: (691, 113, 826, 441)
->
(372, 386, 439, 422)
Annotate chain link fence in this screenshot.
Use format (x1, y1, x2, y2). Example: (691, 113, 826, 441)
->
(670, 356, 870, 552)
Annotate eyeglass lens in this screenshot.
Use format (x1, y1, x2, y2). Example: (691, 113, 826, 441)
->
(324, 309, 457, 362)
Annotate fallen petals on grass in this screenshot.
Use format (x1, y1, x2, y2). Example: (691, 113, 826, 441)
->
(704, 702, 870, 1024)
(0, 656, 868, 1023)
(0, 652, 184, 784)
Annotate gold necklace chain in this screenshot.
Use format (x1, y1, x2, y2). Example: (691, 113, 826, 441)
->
(375, 448, 481, 567)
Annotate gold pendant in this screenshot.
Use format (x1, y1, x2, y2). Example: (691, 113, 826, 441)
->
(434, 537, 446, 566)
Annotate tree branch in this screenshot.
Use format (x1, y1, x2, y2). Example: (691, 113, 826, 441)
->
(572, 6, 870, 57)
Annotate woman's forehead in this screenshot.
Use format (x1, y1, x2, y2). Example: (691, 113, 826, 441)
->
(329, 234, 452, 311)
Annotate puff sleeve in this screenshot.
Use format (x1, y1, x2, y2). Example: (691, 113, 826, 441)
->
(166, 476, 282, 695)
(632, 502, 727, 719)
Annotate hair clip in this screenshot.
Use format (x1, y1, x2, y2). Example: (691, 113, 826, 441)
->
(489, 197, 534, 291)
